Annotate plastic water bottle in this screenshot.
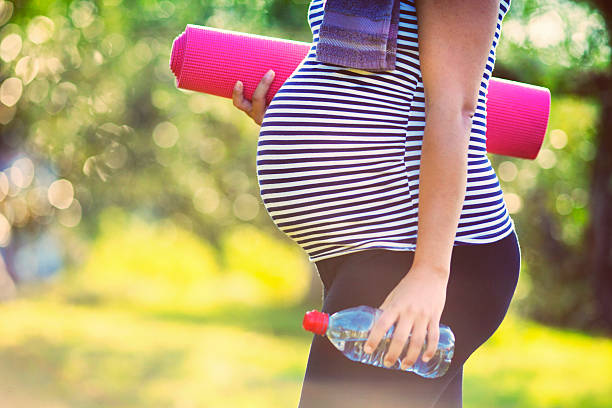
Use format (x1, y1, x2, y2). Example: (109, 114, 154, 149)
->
(303, 305, 455, 378)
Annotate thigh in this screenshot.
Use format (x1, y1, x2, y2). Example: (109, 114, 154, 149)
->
(298, 231, 521, 408)
(442, 230, 521, 368)
(300, 249, 462, 408)
(432, 366, 463, 408)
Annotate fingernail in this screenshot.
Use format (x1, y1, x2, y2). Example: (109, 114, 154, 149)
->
(384, 359, 392, 367)
(423, 355, 430, 362)
(265, 69, 275, 79)
(235, 81, 242, 89)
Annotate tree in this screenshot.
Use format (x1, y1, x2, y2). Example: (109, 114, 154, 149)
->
(579, 0, 612, 331)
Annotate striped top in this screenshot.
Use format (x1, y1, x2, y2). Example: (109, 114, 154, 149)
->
(256, 0, 515, 263)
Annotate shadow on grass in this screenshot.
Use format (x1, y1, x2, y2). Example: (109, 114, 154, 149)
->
(141, 300, 322, 339)
(35, 281, 322, 339)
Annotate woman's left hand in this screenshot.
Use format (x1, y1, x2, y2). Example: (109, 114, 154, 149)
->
(363, 263, 449, 370)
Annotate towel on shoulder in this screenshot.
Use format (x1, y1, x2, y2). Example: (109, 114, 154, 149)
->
(315, 0, 400, 72)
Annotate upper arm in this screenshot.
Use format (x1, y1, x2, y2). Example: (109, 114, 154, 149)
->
(415, 0, 500, 118)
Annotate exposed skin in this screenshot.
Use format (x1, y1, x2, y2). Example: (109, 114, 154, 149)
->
(364, 0, 501, 370)
(233, 0, 501, 371)
(232, 69, 275, 126)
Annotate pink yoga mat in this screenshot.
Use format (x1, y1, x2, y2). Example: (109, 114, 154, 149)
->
(170, 24, 550, 160)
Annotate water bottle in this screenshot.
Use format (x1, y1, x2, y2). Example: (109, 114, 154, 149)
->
(302, 305, 455, 378)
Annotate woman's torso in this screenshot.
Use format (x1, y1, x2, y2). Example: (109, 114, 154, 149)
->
(256, 0, 515, 263)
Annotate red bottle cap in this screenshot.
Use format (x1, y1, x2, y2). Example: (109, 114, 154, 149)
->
(303, 309, 329, 335)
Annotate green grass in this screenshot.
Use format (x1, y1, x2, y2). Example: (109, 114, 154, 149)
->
(0, 292, 310, 407)
(1, 288, 610, 408)
(463, 310, 612, 408)
(1, 212, 610, 407)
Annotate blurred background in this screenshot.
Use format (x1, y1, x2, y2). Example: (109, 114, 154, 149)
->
(0, 0, 611, 406)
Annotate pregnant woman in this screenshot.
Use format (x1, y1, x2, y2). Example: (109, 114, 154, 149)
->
(233, 0, 520, 407)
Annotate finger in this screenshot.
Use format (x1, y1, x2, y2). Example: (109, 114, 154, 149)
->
(251, 70, 275, 117)
(364, 309, 397, 355)
(383, 313, 414, 368)
(402, 316, 428, 369)
(232, 81, 252, 112)
(422, 320, 440, 363)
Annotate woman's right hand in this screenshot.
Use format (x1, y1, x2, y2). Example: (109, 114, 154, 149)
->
(232, 69, 275, 126)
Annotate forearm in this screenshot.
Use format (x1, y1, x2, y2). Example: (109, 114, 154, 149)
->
(411, 106, 472, 279)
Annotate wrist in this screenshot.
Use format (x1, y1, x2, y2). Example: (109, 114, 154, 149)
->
(412, 243, 453, 278)
(410, 259, 451, 281)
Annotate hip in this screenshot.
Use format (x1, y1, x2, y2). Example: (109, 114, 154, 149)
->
(315, 229, 521, 300)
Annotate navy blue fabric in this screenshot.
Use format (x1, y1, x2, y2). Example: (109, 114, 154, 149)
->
(256, 0, 515, 263)
(297, 230, 521, 408)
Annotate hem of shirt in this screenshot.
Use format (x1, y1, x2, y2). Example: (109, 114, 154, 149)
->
(307, 243, 417, 263)
(306, 218, 517, 264)
(453, 216, 516, 245)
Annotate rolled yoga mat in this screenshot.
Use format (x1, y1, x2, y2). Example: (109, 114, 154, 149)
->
(170, 24, 551, 160)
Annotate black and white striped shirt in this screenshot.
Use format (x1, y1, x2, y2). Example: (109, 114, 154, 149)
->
(256, 0, 515, 262)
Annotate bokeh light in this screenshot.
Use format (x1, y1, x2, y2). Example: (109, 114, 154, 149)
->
(0, 213, 11, 246)
(232, 193, 260, 221)
(0, 32, 21, 62)
(15, 55, 39, 85)
(193, 186, 220, 214)
(549, 129, 568, 149)
(198, 137, 226, 163)
(57, 198, 82, 227)
(536, 148, 557, 169)
(9, 157, 34, 189)
(0, 77, 23, 107)
(555, 193, 574, 215)
(27, 15, 54, 44)
(48, 179, 74, 209)
(0, 173, 8, 200)
(499, 161, 519, 182)
(152, 121, 179, 148)
(527, 10, 565, 48)
(505, 192, 523, 214)
(0, 0, 14, 26)
(70, 1, 96, 28)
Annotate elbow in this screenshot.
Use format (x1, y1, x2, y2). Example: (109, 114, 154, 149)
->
(424, 94, 477, 120)
(460, 102, 476, 121)
(425, 100, 476, 128)
(458, 104, 476, 136)
(460, 105, 476, 129)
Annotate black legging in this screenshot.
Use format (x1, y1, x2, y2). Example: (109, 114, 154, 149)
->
(297, 230, 521, 408)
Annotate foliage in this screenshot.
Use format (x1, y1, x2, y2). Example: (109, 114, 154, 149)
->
(63, 206, 312, 311)
(0, 0, 610, 384)
(219, 223, 312, 306)
(2, 0, 611, 405)
(491, 96, 603, 330)
(1, 0, 313, 252)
